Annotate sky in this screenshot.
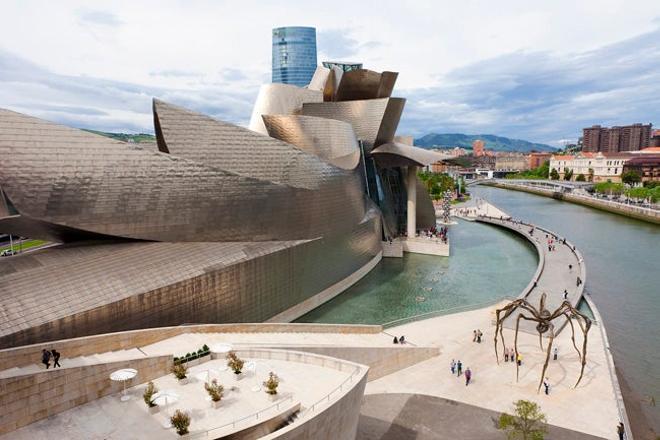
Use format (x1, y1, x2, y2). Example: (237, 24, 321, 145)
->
(1, 0, 659, 146)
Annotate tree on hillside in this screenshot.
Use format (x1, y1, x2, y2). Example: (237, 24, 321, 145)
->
(576, 174, 586, 182)
(550, 168, 560, 180)
(621, 170, 641, 186)
(498, 400, 548, 440)
(563, 168, 573, 181)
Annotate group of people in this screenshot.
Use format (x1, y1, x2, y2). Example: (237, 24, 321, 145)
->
(450, 359, 472, 386)
(392, 335, 406, 344)
(503, 348, 522, 366)
(417, 226, 448, 244)
(547, 235, 557, 252)
(472, 329, 483, 343)
(41, 348, 61, 369)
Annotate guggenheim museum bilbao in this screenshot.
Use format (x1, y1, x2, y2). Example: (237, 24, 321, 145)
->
(0, 66, 442, 349)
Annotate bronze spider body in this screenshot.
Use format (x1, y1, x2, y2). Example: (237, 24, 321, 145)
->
(494, 293, 592, 392)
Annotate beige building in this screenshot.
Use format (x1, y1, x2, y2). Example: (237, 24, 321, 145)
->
(495, 154, 529, 171)
(549, 152, 632, 182)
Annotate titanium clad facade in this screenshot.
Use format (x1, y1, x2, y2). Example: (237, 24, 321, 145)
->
(272, 27, 317, 87)
(248, 83, 323, 135)
(334, 69, 399, 102)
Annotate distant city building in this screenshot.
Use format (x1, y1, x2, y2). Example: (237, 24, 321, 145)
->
(550, 152, 633, 182)
(495, 154, 529, 171)
(472, 139, 485, 157)
(322, 61, 363, 72)
(623, 155, 660, 182)
(272, 26, 317, 87)
(582, 123, 653, 153)
(528, 152, 552, 169)
(651, 130, 660, 147)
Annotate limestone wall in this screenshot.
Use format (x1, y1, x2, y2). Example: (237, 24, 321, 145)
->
(0, 355, 171, 435)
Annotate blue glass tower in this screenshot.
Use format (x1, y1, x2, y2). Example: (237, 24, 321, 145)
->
(272, 27, 317, 87)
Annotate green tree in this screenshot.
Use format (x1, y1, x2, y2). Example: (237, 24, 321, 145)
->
(563, 168, 573, 181)
(587, 168, 594, 182)
(575, 173, 586, 182)
(550, 168, 560, 180)
(621, 170, 641, 186)
(498, 400, 548, 440)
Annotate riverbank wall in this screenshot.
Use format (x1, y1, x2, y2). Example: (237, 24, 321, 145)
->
(482, 181, 660, 225)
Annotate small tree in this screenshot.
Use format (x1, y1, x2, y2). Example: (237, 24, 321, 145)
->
(575, 173, 586, 182)
(204, 379, 224, 402)
(550, 168, 560, 180)
(563, 168, 573, 181)
(226, 351, 244, 375)
(170, 409, 191, 436)
(171, 363, 188, 380)
(498, 400, 547, 440)
(143, 381, 158, 407)
(263, 372, 280, 395)
(621, 170, 641, 186)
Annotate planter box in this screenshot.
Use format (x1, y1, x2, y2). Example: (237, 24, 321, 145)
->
(148, 405, 160, 415)
(178, 378, 190, 385)
(211, 400, 222, 409)
(267, 393, 278, 402)
(233, 372, 243, 381)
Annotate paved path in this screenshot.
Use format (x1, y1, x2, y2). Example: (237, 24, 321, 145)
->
(358, 393, 606, 440)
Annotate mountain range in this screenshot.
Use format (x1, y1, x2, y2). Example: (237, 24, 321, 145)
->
(414, 133, 557, 152)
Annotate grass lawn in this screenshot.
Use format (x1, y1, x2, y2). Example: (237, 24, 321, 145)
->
(0, 239, 49, 254)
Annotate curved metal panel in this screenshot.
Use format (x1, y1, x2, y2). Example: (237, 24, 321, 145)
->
(301, 97, 405, 149)
(0, 108, 367, 243)
(248, 83, 322, 135)
(262, 114, 360, 170)
(372, 142, 446, 168)
(416, 177, 437, 229)
(334, 69, 398, 101)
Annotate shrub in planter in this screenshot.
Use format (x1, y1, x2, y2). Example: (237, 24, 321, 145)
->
(226, 351, 244, 375)
(204, 379, 224, 407)
(202, 344, 209, 352)
(170, 409, 191, 436)
(263, 372, 279, 395)
(171, 363, 188, 380)
(143, 381, 158, 409)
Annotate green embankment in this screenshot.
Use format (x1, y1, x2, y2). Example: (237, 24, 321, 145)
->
(0, 239, 49, 253)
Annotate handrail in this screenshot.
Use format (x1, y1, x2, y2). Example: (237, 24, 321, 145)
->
(187, 395, 295, 439)
(300, 365, 363, 417)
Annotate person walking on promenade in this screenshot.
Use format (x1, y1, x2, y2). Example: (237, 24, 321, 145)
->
(617, 422, 625, 440)
(465, 368, 472, 386)
(393, 336, 399, 344)
(517, 353, 522, 366)
(477, 330, 482, 343)
(543, 377, 550, 395)
(399, 335, 406, 344)
(473, 330, 477, 342)
(577, 276, 582, 287)
(52, 349, 61, 368)
(457, 360, 463, 376)
(504, 349, 509, 362)
(450, 359, 456, 375)
(569, 264, 573, 271)
(553, 347, 558, 361)
(564, 289, 568, 300)
(41, 349, 51, 369)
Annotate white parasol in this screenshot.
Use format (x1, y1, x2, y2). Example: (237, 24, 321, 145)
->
(152, 390, 180, 428)
(210, 343, 233, 371)
(244, 361, 260, 392)
(110, 368, 137, 402)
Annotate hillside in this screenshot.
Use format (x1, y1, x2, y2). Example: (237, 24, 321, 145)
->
(83, 129, 156, 143)
(415, 133, 556, 152)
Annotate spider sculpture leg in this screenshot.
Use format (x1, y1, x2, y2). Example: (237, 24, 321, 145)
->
(537, 323, 555, 393)
(561, 312, 583, 361)
(573, 313, 592, 388)
(495, 300, 537, 364)
(514, 313, 541, 383)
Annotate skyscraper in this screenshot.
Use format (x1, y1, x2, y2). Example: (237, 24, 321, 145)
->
(272, 26, 317, 87)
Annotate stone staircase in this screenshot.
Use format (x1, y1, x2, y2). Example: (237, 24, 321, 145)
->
(0, 348, 146, 379)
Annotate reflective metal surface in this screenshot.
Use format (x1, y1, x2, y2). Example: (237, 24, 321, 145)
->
(372, 142, 446, 168)
(416, 177, 437, 229)
(334, 69, 398, 101)
(248, 83, 322, 135)
(262, 114, 360, 170)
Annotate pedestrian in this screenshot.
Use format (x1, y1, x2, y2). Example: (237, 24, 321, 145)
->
(617, 422, 625, 440)
(504, 349, 509, 362)
(543, 377, 550, 395)
(569, 264, 573, 271)
(41, 349, 51, 369)
(393, 336, 399, 344)
(553, 347, 558, 361)
(517, 353, 522, 366)
(399, 335, 406, 344)
(450, 359, 456, 375)
(477, 330, 482, 343)
(563, 289, 568, 300)
(465, 368, 472, 386)
(473, 330, 477, 342)
(52, 349, 61, 368)
(457, 360, 463, 376)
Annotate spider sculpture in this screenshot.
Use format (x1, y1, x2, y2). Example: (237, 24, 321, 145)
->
(494, 293, 592, 392)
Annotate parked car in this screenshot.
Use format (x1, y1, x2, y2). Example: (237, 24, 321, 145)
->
(0, 249, 16, 257)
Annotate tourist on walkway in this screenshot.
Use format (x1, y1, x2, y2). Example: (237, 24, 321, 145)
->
(577, 276, 582, 287)
(450, 359, 456, 375)
(457, 360, 463, 376)
(477, 330, 482, 343)
(617, 422, 625, 440)
(564, 289, 568, 300)
(52, 349, 61, 368)
(393, 336, 399, 344)
(465, 368, 472, 386)
(543, 377, 550, 395)
(569, 264, 573, 271)
(473, 330, 477, 342)
(553, 347, 558, 361)
(41, 349, 51, 369)
(399, 335, 406, 344)
(504, 349, 509, 362)
(517, 353, 522, 366)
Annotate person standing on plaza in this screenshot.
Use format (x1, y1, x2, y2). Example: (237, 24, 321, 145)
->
(543, 377, 550, 395)
(477, 329, 482, 343)
(450, 359, 456, 375)
(617, 422, 625, 440)
(41, 349, 51, 369)
(457, 360, 463, 376)
(465, 368, 472, 386)
(564, 289, 568, 300)
(517, 353, 522, 366)
(553, 347, 558, 361)
(51, 349, 61, 368)
(504, 348, 509, 362)
(473, 330, 477, 342)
